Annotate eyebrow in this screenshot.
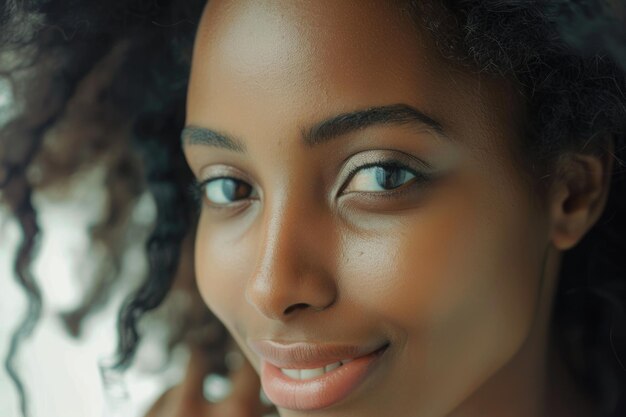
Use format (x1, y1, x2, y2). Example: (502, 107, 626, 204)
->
(180, 126, 246, 152)
(303, 103, 445, 146)
(181, 103, 446, 152)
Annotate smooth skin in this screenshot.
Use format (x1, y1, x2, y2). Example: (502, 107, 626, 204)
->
(181, 1, 614, 416)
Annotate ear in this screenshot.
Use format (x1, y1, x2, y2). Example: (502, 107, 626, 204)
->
(548, 136, 615, 250)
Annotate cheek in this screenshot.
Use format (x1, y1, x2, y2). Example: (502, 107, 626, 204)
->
(194, 215, 249, 328)
(342, 175, 544, 326)
(337, 167, 547, 402)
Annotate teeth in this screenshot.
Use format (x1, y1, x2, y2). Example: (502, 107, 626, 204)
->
(280, 359, 351, 380)
(280, 368, 300, 379)
(325, 362, 341, 372)
(300, 368, 325, 379)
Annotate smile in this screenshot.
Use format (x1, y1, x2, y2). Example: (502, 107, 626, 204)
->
(278, 357, 353, 380)
(248, 339, 390, 410)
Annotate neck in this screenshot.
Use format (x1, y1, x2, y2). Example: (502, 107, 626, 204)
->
(447, 246, 597, 417)
(543, 326, 598, 417)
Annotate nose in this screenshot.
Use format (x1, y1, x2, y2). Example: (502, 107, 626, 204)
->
(245, 197, 337, 321)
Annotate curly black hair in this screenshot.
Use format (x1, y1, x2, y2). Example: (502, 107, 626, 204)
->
(1, 1, 625, 416)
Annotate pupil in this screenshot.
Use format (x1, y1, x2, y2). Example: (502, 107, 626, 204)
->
(222, 179, 249, 200)
(375, 166, 404, 190)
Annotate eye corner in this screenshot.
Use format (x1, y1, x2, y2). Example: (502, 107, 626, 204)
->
(194, 175, 259, 212)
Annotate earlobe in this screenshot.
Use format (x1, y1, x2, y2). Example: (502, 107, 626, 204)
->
(549, 138, 615, 251)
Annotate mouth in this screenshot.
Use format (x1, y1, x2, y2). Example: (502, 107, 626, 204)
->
(277, 357, 354, 380)
(249, 340, 390, 411)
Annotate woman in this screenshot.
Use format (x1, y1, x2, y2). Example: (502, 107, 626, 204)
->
(1, 1, 625, 416)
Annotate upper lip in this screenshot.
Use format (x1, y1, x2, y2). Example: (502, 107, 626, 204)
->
(248, 339, 389, 369)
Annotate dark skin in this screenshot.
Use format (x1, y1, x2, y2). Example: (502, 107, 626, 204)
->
(168, 1, 615, 416)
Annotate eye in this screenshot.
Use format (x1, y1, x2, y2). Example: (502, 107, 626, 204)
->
(343, 162, 419, 194)
(196, 177, 256, 208)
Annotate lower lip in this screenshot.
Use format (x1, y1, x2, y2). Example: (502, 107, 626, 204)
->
(260, 344, 389, 411)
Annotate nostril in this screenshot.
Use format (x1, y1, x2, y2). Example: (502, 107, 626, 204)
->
(284, 303, 310, 315)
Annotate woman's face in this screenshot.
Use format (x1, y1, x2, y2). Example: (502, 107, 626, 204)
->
(183, 1, 555, 416)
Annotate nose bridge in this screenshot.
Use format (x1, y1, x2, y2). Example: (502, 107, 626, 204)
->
(245, 191, 337, 320)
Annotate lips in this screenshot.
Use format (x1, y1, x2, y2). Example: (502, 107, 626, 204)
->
(247, 339, 390, 369)
(249, 339, 390, 410)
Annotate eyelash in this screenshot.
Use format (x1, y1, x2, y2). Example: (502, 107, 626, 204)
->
(341, 158, 429, 195)
(189, 177, 247, 212)
(190, 159, 431, 211)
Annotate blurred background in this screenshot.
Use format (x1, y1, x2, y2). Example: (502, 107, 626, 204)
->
(0, 71, 188, 416)
(0, 170, 189, 417)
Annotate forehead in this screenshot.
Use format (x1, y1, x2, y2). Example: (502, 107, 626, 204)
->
(188, 1, 441, 121)
(187, 0, 524, 162)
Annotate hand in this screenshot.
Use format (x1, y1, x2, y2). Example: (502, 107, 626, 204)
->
(143, 345, 276, 417)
